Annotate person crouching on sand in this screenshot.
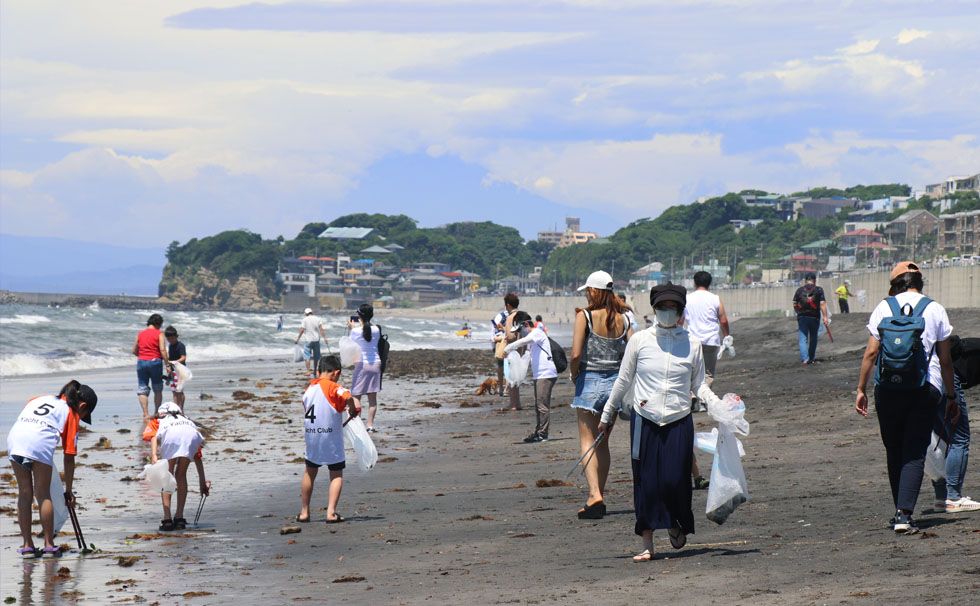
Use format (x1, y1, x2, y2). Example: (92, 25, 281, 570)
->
(6, 380, 97, 558)
(148, 402, 208, 531)
(298, 355, 360, 524)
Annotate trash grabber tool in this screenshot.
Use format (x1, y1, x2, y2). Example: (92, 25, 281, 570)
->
(565, 430, 605, 479)
(193, 481, 211, 527)
(65, 492, 87, 551)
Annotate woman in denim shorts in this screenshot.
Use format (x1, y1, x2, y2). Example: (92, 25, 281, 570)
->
(569, 271, 633, 519)
(132, 313, 169, 419)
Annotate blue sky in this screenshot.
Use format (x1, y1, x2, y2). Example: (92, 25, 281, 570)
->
(1, 0, 978, 248)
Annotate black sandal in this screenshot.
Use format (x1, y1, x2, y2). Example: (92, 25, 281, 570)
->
(159, 519, 175, 531)
(174, 517, 187, 530)
(577, 501, 606, 520)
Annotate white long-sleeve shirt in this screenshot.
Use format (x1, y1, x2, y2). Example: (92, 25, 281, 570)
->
(504, 327, 558, 379)
(601, 325, 721, 426)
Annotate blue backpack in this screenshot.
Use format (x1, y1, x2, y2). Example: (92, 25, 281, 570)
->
(874, 296, 933, 390)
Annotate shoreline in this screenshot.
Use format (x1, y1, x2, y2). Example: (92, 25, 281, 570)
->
(3, 313, 979, 604)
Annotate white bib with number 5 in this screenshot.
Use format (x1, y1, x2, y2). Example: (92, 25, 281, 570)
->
(7, 395, 71, 466)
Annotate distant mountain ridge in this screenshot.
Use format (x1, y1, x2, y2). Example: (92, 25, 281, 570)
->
(0, 234, 164, 295)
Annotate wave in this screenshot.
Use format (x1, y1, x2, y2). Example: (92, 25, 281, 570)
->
(0, 314, 52, 325)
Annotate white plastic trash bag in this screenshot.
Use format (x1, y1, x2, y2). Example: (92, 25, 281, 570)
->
(140, 459, 177, 494)
(717, 335, 735, 359)
(339, 336, 361, 368)
(293, 344, 304, 363)
(706, 393, 750, 436)
(694, 428, 745, 457)
(924, 431, 947, 482)
(171, 361, 193, 390)
(505, 350, 530, 387)
(343, 415, 377, 471)
(50, 464, 70, 535)
(705, 423, 749, 525)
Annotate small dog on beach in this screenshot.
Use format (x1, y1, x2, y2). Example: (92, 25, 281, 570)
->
(476, 378, 499, 396)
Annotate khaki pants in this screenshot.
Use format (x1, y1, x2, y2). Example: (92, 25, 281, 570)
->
(533, 377, 557, 438)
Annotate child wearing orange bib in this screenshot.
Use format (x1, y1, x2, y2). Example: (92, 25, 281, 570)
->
(6, 380, 97, 557)
(144, 402, 208, 531)
(298, 356, 359, 524)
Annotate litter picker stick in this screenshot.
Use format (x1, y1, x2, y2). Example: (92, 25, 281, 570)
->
(65, 492, 87, 551)
(193, 481, 211, 527)
(825, 324, 834, 343)
(565, 430, 605, 479)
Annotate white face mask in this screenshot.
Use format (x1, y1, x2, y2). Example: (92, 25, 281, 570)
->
(655, 308, 679, 327)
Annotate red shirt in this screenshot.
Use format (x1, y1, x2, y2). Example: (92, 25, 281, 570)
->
(137, 327, 163, 360)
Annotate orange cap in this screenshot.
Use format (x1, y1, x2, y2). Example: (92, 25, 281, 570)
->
(890, 261, 921, 281)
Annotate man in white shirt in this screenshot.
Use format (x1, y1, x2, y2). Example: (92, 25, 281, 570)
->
(295, 308, 328, 379)
(683, 271, 730, 411)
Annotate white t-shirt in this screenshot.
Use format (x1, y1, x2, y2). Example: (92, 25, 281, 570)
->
(157, 414, 204, 460)
(350, 325, 381, 365)
(301, 315, 323, 343)
(7, 396, 79, 467)
(866, 292, 952, 391)
(684, 289, 722, 346)
(506, 327, 558, 380)
(303, 379, 350, 466)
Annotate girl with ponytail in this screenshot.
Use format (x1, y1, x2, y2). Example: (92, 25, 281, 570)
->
(348, 303, 383, 432)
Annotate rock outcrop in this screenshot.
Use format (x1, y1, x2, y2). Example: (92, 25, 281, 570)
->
(157, 266, 277, 311)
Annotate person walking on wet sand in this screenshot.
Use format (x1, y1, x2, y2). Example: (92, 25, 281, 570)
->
(295, 308, 328, 380)
(6, 380, 98, 558)
(133, 313, 170, 419)
(505, 311, 558, 442)
(569, 271, 632, 519)
(501, 293, 523, 410)
(792, 272, 829, 365)
(298, 356, 360, 524)
(349, 304, 383, 432)
(683, 271, 730, 412)
(855, 261, 959, 534)
(598, 283, 722, 561)
(491, 295, 519, 398)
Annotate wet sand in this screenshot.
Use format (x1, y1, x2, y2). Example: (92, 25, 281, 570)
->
(2, 310, 979, 605)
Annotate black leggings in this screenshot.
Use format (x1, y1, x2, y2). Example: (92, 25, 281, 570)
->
(873, 384, 940, 512)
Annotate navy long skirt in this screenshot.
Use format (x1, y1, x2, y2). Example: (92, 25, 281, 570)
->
(630, 411, 695, 536)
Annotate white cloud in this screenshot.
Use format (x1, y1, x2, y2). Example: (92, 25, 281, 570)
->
(839, 39, 879, 55)
(896, 28, 931, 44)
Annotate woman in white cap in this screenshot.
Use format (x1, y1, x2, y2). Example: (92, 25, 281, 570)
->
(598, 283, 722, 561)
(569, 270, 632, 519)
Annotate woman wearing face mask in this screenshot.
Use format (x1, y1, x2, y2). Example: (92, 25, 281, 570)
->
(569, 270, 633, 519)
(598, 283, 721, 562)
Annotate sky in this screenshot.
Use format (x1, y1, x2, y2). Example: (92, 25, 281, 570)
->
(2, 0, 979, 249)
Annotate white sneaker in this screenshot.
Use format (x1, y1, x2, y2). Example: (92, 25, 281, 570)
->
(946, 497, 980, 512)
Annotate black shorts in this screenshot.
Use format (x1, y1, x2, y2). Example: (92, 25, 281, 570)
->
(497, 358, 504, 368)
(305, 459, 345, 471)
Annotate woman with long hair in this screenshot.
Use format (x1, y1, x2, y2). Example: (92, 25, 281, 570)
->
(7, 380, 98, 557)
(133, 313, 169, 419)
(569, 271, 632, 519)
(855, 261, 958, 534)
(349, 303, 383, 432)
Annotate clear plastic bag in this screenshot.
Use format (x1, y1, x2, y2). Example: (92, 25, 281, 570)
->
(50, 463, 70, 534)
(705, 423, 749, 524)
(140, 459, 177, 494)
(339, 336, 361, 368)
(343, 415, 377, 471)
(171, 361, 193, 390)
(293, 344, 304, 363)
(924, 431, 947, 482)
(706, 393, 750, 436)
(694, 428, 745, 457)
(505, 350, 530, 387)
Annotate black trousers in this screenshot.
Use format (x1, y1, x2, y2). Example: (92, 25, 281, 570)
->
(838, 299, 850, 313)
(873, 384, 941, 512)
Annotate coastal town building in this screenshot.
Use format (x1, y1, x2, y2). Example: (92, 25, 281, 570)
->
(317, 226, 376, 240)
(537, 217, 599, 247)
(939, 209, 980, 255)
(884, 209, 939, 245)
(924, 173, 980, 199)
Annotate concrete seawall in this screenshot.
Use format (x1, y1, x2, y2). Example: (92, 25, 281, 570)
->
(457, 265, 979, 322)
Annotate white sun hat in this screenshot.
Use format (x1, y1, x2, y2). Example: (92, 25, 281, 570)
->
(577, 270, 614, 291)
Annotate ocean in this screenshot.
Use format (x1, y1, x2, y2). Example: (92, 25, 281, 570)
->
(0, 303, 574, 378)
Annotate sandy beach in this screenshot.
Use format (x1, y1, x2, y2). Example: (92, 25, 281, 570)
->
(3, 309, 979, 605)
